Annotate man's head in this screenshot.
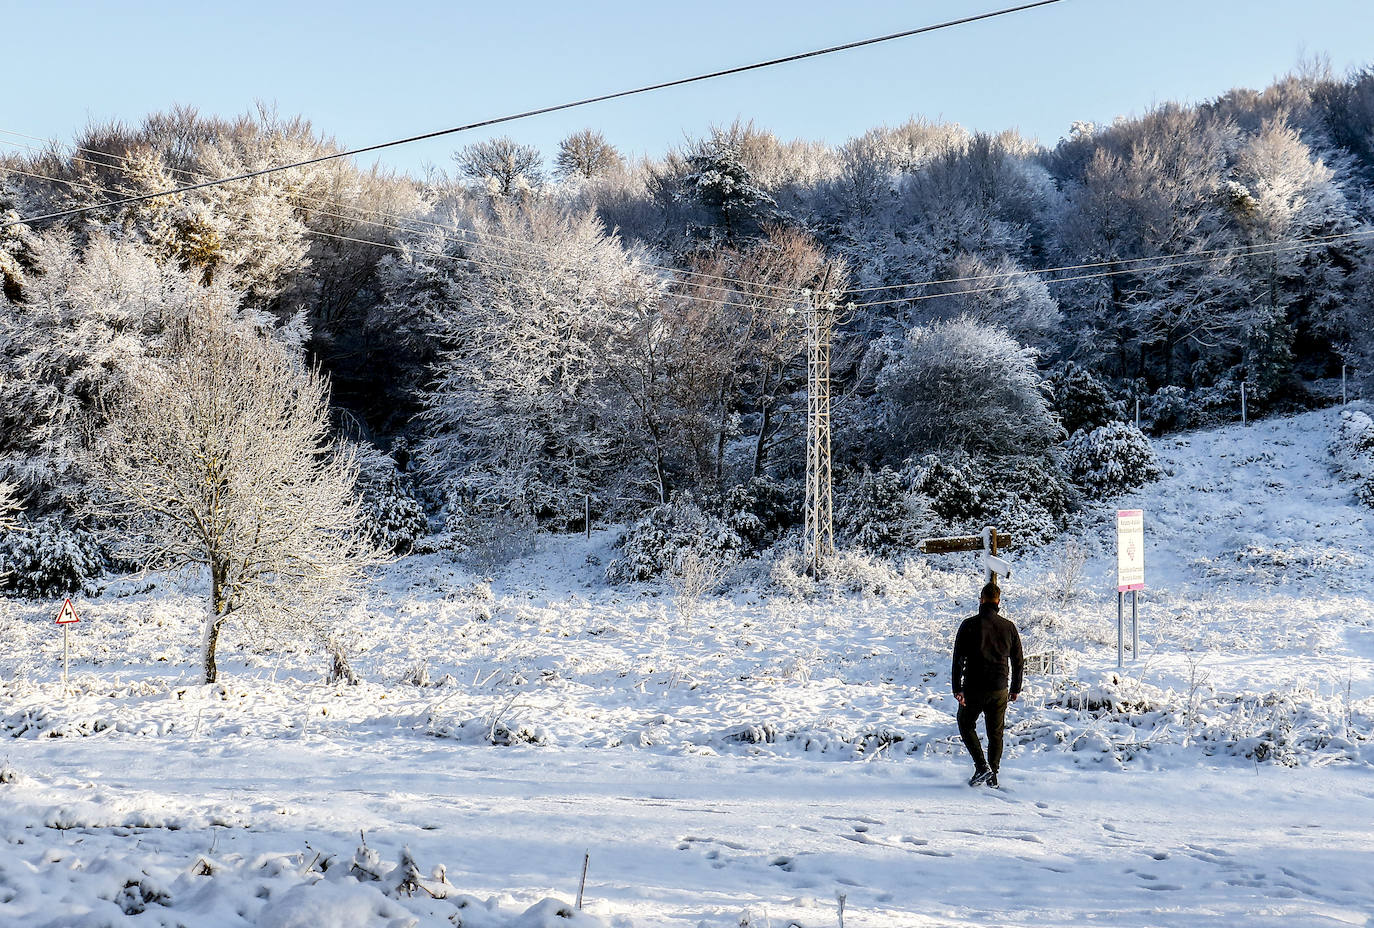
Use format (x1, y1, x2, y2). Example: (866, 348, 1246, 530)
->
(980, 582, 1001, 607)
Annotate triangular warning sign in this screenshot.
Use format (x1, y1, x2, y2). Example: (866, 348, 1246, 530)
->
(55, 598, 80, 625)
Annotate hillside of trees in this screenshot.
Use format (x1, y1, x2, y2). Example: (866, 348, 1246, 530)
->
(2, 64, 1373, 591)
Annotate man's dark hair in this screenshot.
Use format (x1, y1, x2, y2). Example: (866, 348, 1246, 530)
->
(980, 582, 1001, 603)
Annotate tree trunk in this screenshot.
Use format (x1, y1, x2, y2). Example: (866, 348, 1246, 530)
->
(752, 399, 771, 479)
(203, 610, 225, 685)
(203, 562, 228, 684)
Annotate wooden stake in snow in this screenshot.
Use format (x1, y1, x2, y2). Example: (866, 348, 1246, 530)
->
(576, 851, 590, 909)
(55, 598, 80, 687)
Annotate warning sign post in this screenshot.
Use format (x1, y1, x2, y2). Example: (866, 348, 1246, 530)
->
(1115, 510, 1144, 668)
(55, 598, 80, 686)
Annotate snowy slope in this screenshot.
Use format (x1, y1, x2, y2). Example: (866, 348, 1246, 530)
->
(0, 407, 1371, 927)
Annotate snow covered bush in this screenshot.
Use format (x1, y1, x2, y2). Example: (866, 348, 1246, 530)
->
(0, 517, 106, 598)
(835, 467, 928, 557)
(1331, 406, 1374, 506)
(1144, 385, 1190, 434)
(1047, 362, 1123, 437)
(872, 318, 1062, 458)
(1192, 379, 1242, 426)
(703, 476, 801, 554)
(980, 455, 1076, 546)
(606, 498, 745, 584)
(1063, 422, 1162, 497)
(909, 455, 989, 528)
(355, 445, 428, 555)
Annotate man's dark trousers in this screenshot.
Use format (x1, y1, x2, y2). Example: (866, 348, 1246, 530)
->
(957, 689, 1009, 772)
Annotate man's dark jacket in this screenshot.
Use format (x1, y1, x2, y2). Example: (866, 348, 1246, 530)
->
(951, 604, 1024, 696)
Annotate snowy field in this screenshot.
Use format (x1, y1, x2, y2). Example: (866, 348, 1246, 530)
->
(2, 407, 1373, 927)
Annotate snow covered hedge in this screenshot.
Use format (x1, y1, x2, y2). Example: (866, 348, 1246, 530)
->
(0, 517, 106, 598)
(1331, 405, 1374, 506)
(1063, 422, 1162, 497)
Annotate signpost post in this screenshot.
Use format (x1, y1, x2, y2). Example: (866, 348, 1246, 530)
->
(1115, 510, 1144, 668)
(921, 526, 1014, 586)
(55, 598, 80, 687)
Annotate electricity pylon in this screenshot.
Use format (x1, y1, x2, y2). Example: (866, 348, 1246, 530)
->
(803, 278, 843, 576)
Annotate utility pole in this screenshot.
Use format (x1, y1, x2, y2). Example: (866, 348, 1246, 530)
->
(803, 274, 842, 576)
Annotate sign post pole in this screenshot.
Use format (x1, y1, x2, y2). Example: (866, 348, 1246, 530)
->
(1343, 365, 1348, 405)
(1131, 590, 1139, 661)
(1116, 591, 1124, 669)
(55, 598, 81, 689)
(1115, 510, 1145, 668)
(1241, 381, 1248, 426)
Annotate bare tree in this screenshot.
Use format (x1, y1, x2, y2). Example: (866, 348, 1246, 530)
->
(0, 481, 19, 531)
(455, 137, 544, 197)
(555, 129, 623, 180)
(92, 301, 385, 684)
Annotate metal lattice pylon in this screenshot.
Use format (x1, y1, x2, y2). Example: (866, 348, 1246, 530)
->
(803, 292, 836, 575)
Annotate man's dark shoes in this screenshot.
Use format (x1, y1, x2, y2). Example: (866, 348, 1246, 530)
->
(986, 770, 1000, 789)
(968, 767, 991, 787)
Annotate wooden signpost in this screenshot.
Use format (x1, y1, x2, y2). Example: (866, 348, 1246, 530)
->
(55, 597, 80, 686)
(920, 526, 1014, 585)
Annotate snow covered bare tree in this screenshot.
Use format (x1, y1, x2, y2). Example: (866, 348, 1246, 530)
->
(0, 482, 19, 531)
(555, 130, 623, 180)
(93, 300, 384, 684)
(456, 137, 544, 197)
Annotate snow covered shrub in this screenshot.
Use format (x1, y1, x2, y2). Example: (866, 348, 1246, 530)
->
(1331, 406, 1374, 506)
(0, 517, 106, 597)
(606, 498, 745, 583)
(1063, 422, 1162, 497)
(1143, 385, 1190, 434)
(1192, 379, 1242, 426)
(909, 455, 989, 529)
(1047, 362, 1123, 437)
(702, 476, 801, 554)
(979, 455, 1075, 546)
(355, 445, 428, 555)
(872, 318, 1061, 458)
(835, 467, 928, 557)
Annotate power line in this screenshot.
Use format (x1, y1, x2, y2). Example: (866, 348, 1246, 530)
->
(0, 0, 1064, 232)
(846, 229, 1374, 308)
(843, 227, 1374, 295)
(0, 132, 812, 301)
(10, 144, 1371, 317)
(12, 155, 1372, 317)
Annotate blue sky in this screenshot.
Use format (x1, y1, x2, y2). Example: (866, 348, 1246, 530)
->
(5, 0, 1373, 177)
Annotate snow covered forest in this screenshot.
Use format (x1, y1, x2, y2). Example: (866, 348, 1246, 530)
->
(3, 64, 1374, 654)
(3, 60, 1374, 928)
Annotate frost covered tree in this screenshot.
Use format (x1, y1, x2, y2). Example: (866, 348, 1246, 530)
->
(677, 126, 778, 240)
(555, 130, 623, 180)
(1225, 117, 1359, 400)
(456, 137, 544, 197)
(872, 317, 1060, 458)
(93, 301, 384, 684)
(662, 228, 840, 485)
(420, 199, 663, 525)
(0, 231, 218, 503)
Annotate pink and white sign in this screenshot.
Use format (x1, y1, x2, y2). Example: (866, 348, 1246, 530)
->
(1116, 509, 1145, 592)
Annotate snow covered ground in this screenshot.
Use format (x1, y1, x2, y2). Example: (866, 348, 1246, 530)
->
(2, 407, 1372, 927)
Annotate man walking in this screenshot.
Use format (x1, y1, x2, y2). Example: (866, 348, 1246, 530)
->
(952, 582, 1023, 788)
